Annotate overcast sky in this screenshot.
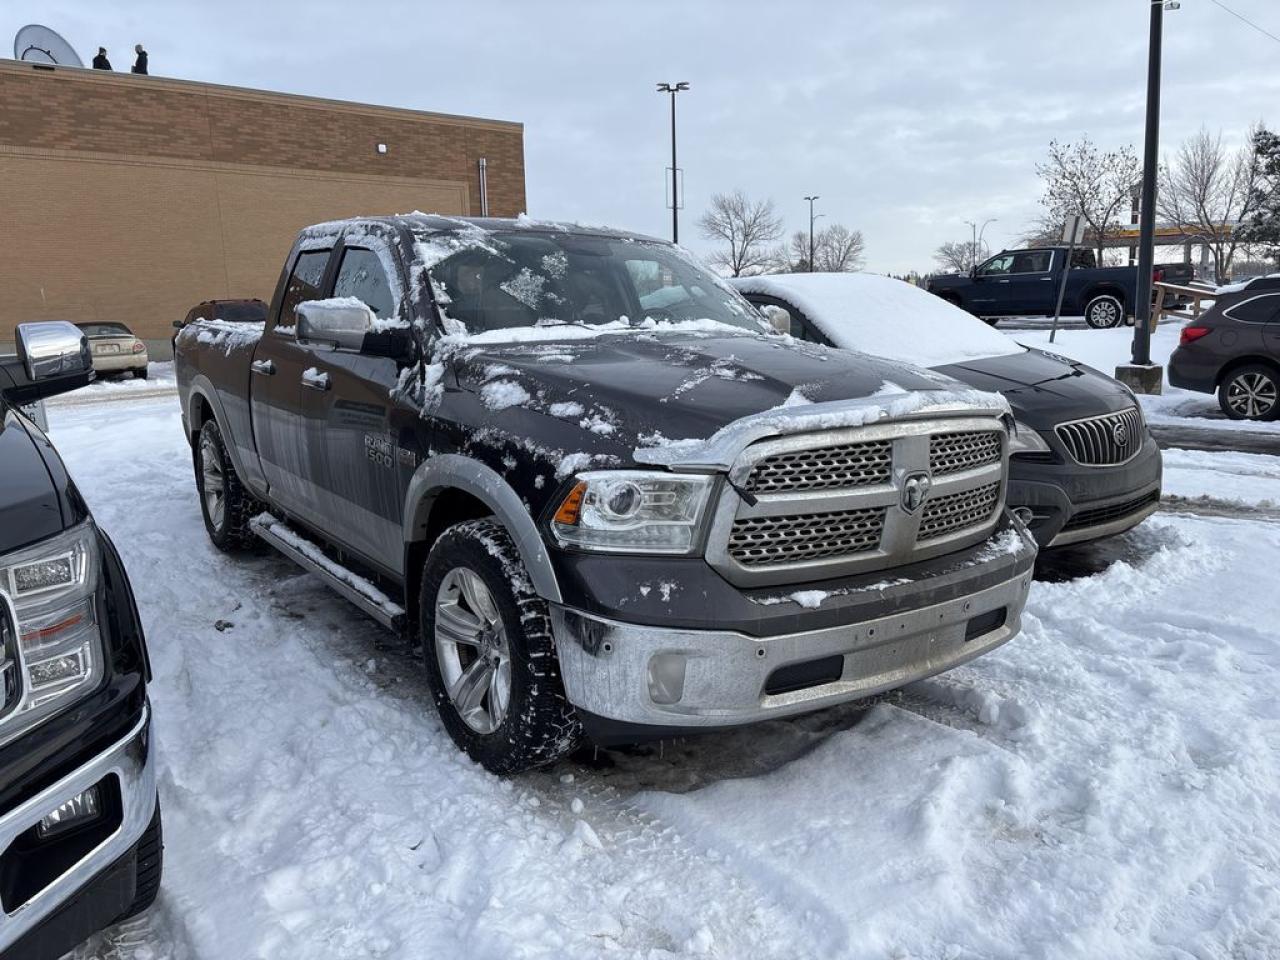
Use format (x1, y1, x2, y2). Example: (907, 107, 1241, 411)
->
(22, 0, 1280, 273)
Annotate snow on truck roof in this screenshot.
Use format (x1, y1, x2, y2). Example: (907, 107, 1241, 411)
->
(731, 273, 1025, 368)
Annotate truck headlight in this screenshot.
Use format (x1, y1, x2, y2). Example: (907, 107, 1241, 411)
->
(551, 471, 715, 554)
(1008, 419, 1051, 455)
(0, 522, 104, 742)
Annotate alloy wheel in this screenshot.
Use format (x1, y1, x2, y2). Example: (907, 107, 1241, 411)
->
(1226, 371, 1278, 419)
(434, 567, 512, 735)
(1088, 299, 1120, 328)
(199, 434, 226, 529)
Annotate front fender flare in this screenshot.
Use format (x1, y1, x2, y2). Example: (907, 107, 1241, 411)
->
(403, 454, 562, 604)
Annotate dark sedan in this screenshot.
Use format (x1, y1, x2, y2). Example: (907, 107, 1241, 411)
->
(1168, 275, 1280, 421)
(732, 273, 1162, 548)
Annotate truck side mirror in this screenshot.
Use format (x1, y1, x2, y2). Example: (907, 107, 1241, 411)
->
(2, 321, 95, 404)
(295, 299, 414, 361)
(296, 299, 377, 351)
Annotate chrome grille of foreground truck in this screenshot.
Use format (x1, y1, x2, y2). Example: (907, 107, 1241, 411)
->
(708, 417, 1008, 586)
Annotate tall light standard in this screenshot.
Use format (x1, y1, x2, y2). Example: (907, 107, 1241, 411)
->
(964, 218, 997, 270)
(1121, 0, 1178, 393)
(804, 195, 821, 272)
(656, 82, 689, 243)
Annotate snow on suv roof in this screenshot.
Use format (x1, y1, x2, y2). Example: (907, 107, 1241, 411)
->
(731, 273, 1024, 368)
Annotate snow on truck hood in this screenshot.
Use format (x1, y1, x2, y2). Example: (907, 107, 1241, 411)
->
(731, 273, 1025, 368)
(450, 327, 1009, 469)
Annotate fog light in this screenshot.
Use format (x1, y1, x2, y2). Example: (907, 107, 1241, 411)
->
(37, 785, 101, 840)
(647, 653, 687, 705)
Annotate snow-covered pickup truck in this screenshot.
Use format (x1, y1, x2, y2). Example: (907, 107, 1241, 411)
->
(174, 215, 1037, 773)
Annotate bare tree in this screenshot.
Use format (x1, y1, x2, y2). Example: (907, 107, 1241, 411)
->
(1035, 137, 1141, 263)
(697, 190, 784, 277)
(934, 239, 990, 273)
(771, 224, 866, 273)
(814, 224, 866, 272)
(1157, 126, 1261, 282)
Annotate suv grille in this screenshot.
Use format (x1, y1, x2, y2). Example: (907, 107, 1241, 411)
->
(918, 482, 1002, 541)
(746, 440, 892, 493)
(930, 431, 1002, 476)
(714, 421, 1008, 585)
(729, 507, 886, 566)
(1063, 490, 1159, 531)
(0, 600, 17, 720)
(1055, 408, 1143, 466)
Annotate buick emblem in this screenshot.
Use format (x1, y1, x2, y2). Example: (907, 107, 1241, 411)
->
(901, 472, 932, 514)
(1112, 421, 1129, 447)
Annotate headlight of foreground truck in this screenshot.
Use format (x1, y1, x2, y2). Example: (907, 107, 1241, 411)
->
(551, 471, 715, 554)
(1008, 419, 1051, 455)
(0, 522, 104, 740)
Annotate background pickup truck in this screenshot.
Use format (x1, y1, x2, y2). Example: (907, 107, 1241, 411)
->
(928, 246, 1194, 328)
(175, 214, 1037, 774)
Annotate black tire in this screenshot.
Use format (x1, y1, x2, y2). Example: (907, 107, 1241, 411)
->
(419, 518, 582, 774)
(195, 419, 257, 551)
(1084, 293, 1124, 329)
(134, 366, 149, 380)
(1218, 363, 1280, 421)
(116, 798, 163, 922)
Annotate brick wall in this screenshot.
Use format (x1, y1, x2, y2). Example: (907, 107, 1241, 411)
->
(0, 61, 526, 347)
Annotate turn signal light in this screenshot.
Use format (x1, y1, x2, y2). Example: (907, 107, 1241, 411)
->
(1180, 326, 1210, 346)
(553, 482, 587, 526)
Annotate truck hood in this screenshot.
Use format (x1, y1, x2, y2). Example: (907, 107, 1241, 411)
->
(455, 329, 972, 453)
(0, 404, 66, 553)
(935, 348, 1135, 428)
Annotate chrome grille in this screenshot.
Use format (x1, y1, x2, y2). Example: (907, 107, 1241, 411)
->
(0, 599, 17, 720)
(711, 415, 1010, 586)
(1055, 407, 1143, 466)
(728, 507, 885, 566)
(746, 439, 892, 493)
(918, 482, 1002, 541)
(930, 431, 1002, 476)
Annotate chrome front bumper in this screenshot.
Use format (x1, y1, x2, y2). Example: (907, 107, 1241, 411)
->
(0, 705, 156, 951)
(552, 571, 1031, 729)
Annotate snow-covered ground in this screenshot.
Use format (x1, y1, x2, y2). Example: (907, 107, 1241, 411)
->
(44, 395, 1280, 960)
(46, 361, 177, 407)
(1013, 325, 1280, 438)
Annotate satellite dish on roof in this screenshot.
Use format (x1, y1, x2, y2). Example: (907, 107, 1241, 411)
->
(13, 24, 84, 67)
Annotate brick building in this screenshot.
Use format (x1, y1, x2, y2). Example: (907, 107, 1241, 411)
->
(0, 59, 526, 354)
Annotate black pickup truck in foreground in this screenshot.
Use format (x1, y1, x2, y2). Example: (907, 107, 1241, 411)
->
(1, 323, 160, 959)
(175, 214, 1038, 773)
(928, 246, 1193, 328)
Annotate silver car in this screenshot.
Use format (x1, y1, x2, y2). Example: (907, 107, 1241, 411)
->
(74, 321, 149, 379)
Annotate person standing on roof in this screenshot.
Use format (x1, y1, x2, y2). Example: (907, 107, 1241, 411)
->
(131, 44, 148, 74)
(92, 47, 111, 70)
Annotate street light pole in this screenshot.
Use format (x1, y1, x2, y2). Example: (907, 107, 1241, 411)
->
(804, 195, 820, 272)
(657, 82, 689, 243)
(964, 218, 996, 270)
(1121, 0, 1174, 393)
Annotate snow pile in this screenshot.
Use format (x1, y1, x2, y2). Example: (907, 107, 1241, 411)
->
(480, 379, 532, 411)
(731, 273, 1025, 367)
(188, 319, 264, 357)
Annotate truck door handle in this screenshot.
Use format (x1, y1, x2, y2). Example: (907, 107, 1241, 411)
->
(251, 359, 276, 376)
(301, 369, 331, 392)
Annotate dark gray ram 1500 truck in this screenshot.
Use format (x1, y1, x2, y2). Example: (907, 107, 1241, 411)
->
(175, 215, 1038, 773)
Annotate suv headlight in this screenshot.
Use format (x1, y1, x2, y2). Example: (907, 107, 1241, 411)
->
(550, 470, 715, 554)
(0, 522, 104, 742)
(1009, 419, 1051, 455)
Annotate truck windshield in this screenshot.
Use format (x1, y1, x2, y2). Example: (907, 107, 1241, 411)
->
(426, 231, 765, 335)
